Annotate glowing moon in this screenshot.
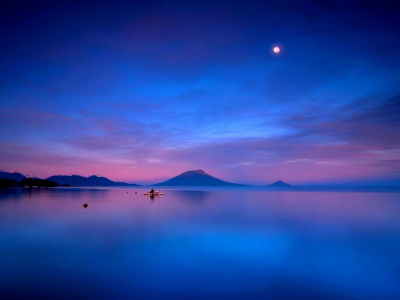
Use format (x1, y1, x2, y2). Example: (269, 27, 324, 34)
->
(273, 46, 280, 53)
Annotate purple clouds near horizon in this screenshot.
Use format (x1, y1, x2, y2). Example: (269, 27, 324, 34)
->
(1, 0, 399, 185)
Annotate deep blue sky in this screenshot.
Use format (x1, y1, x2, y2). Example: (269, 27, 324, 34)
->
(1, 0, 400, 185)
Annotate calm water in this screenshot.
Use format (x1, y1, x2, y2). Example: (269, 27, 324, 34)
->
(1, 186, 400, 300)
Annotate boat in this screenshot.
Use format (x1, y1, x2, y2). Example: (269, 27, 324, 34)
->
(143, 189, 164, 196)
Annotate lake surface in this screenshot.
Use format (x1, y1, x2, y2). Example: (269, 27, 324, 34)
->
(1, 186, 400, 300)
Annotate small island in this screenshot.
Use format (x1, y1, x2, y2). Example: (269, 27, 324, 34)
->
(269, 180, 291, 187)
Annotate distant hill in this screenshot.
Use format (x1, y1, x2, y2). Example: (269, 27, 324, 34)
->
(46, 175, 140, 186)
(153, 169, 246, 186)
(0, 171, 26, 182)
(269, 180, 291, 187)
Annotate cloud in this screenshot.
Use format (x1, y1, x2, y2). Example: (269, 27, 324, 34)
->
(1, 0, 400, 185)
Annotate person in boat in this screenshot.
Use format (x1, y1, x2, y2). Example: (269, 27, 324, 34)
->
(143, 189, 163, 196)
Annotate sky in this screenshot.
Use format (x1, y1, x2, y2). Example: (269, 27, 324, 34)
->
(1, 0, 400, 185)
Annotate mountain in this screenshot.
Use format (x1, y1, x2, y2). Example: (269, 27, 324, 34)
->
(153, 169, 246, 186)
(0, 171, 26, 181)
(269, 180, 291, 187)
(46, 175, 140, 186)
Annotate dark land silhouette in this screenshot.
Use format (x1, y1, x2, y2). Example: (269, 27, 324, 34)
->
(0, 171, 140, 187)
(153, 169, 247, 186)
(0, 177, 58, 188)
(0, 178, 19, 188)
(47, 175, 141, 187)
(0, 170, 291, 188)
(20, 178, 59, 187)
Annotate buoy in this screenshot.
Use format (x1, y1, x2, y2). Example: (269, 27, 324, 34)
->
(135, 192, 137, 194)
(83, 203, 88, 208)
(127, 192, 128, 193)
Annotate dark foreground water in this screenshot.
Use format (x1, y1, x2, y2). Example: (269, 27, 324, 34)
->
(0, 186, 400, 300)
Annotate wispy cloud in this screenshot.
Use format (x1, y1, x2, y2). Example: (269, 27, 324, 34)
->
(1, 0, 400, 184)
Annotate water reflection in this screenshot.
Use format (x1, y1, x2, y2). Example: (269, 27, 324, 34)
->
(0, 187, 399, 300)
(170, 190, 215, 205)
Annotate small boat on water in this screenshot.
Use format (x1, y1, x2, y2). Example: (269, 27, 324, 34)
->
(143, 189, 164, 196)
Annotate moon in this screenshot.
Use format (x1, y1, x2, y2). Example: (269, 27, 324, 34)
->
(273, 46, 280, 53)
